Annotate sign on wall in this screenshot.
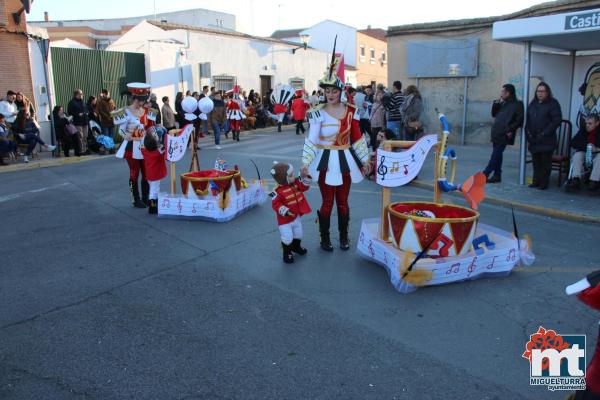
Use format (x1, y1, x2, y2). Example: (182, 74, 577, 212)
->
(565, 10, 600, 31)
(406, 38, 479, 78)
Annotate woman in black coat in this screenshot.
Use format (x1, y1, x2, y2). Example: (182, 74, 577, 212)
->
(53, 105, 80, 157)
(526, 82, 562, 190)
(174, 92, 185, 128)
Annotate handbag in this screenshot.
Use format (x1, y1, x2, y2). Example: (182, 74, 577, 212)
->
(407, 119, 423, 130)
(65, 123, 78, 135)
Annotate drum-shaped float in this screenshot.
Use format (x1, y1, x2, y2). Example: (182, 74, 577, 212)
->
(180, 170, 242, 198)
(387, 202, 479, 257)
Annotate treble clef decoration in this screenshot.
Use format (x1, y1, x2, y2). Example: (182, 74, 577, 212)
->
(377, 155, 388, 181)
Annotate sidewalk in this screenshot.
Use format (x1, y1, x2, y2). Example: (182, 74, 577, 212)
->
(2, 130, 599, 223)
(412, 143, 600, 223)
(0, 125, 281, 174)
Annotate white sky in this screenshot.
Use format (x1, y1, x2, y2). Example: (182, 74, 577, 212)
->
(28, 0, 547, 36)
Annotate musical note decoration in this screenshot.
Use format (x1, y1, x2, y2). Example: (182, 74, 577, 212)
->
(376, 134, 438, 187)
(377, 155, 388, 181)
(472, 234, 496, 255)
(166, 124, 193, 162)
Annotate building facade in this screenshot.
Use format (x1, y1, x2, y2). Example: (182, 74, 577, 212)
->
(0, 0, 35, 108)
(29, 8, 236, 50)
(272, 20, 388, 88)
(356, 28, 387, 86)
(107, 21, 329, 103)
(387, 0, 600, 144)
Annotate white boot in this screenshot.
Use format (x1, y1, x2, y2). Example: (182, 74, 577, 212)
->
(46, 144, 56, 151)
(23, 155, 29, 163)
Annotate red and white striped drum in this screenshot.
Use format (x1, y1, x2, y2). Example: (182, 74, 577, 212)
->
(387, 202, 479, 258)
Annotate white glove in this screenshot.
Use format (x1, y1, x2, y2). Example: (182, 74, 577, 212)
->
(278, 206, 289, 216)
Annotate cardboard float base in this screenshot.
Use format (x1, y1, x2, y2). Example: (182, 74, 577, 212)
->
(357, 218, 529, 294)
(158, 181, 266, 222)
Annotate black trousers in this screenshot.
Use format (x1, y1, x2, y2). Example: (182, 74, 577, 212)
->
(295, 120, 305, 134)
(483, 143, 507, 178)
(359, 119, 371, 136)
(62, 134, 81, 157)
(370, 127, 381, 151)
(531, 151, 553, 188)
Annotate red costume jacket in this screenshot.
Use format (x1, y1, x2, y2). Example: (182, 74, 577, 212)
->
(291, 98, 309, 121)
(141, 148, 167, 181)
(578, 285, 600, 394)
(271, 178, 312, 225)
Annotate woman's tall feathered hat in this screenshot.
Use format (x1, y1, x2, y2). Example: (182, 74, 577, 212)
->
(319, 36, 344, 90)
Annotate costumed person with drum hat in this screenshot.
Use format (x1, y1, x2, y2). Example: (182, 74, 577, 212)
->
(112, 82, 158, 208)
(300, 38, 371, 251)
(226, 85, 245, 142)
(270, 84, 294, 133)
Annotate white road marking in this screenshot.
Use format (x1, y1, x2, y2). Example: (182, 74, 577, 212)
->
(0, 182, 70, 203)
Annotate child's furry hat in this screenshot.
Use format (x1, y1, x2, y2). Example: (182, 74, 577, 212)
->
(270, 161, 293, 185)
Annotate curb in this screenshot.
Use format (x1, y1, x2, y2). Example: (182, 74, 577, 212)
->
(0, 153, 109, 174)
(409, 180, 600, 224)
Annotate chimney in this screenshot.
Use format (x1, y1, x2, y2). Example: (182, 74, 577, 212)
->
(44, 12, 49, 22)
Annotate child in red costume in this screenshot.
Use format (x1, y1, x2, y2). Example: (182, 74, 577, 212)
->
(270, 162, 312, 263)
(567, 270, 600, 399)
(141, 131, 167, 214)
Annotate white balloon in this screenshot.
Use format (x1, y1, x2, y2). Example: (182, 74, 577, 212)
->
(181, 96, 198, 113)
(198, 97, 214, 114)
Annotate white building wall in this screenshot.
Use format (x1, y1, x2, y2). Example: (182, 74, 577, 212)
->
(108, 21, 329, 102)
(301, 20, 357, 67)
(531, 51, 574, 120)
(28, 38, 52, 143)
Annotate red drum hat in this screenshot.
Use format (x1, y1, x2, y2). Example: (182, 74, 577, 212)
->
(127, 82, 151, 101)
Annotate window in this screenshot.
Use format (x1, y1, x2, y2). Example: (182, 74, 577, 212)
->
(96, 39, 111, 50)
(289, 78, 304, 90)
(370, 48, 375, 64)
(381, 51, 386, 64)
(359, 45, 365, 63)
(213, 74, 236, 92)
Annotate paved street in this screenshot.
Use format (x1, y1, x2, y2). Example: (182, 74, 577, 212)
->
(1, 127, 598, 399)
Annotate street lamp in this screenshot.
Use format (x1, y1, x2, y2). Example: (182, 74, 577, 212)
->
(292, 33, 311, 54)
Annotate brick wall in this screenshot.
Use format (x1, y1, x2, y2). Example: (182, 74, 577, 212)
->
(0, 0, 35, 105)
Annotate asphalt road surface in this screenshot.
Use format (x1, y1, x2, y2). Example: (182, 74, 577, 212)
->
(1, 128, 597, 399)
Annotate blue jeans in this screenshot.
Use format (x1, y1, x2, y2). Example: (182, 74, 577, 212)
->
(17, 133, 45, 155)
(386, 120, 402, 139)
(212, 122, 222, 145)
(223, 120, 230, 135)
(101, 126, 114, 138)
(201, 119, 208, 135)
(483, 143, 507, 178)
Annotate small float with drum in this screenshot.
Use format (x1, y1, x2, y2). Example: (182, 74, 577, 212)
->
(156, 96, 267, 221)
(357, 114, 534, 293)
